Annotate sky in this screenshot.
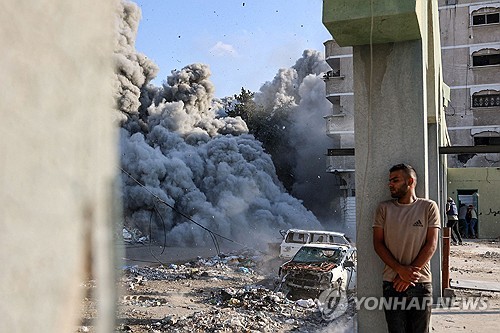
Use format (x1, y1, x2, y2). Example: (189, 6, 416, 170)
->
(132, 0, 331, 98)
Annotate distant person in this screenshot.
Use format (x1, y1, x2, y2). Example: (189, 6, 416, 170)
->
(446, 197, 462, 245)
(458, 203, 468, 238)
(466, 205, 478, 239)
(373, 164, 440, 333)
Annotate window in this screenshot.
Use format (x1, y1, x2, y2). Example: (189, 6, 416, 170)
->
(285, 232, 308, 244)
(323, 57, 341, 80)
(472, 48, 500, 66)
(473, 130, 500, 146)
(472, 90, 500, 108)
(471, 7, 500, 26)
(474, 136, 500, 145)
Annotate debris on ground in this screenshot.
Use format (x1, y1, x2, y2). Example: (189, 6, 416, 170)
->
(80, 249, 356, 332)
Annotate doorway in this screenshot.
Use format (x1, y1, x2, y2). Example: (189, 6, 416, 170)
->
(457, 190, 479, 238)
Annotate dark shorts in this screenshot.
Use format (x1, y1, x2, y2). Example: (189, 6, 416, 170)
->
(382, 281, 432, 333)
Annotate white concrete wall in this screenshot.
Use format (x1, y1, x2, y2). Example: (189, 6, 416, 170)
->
(0, 1, 118, 332)
(354, 40, 429, 333)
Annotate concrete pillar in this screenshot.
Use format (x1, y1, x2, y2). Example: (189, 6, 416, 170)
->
(425, 0, 444, 302)
(353, 40, 430, 332)
(0, 1, 118, 332)
(323, 1, 447, 331)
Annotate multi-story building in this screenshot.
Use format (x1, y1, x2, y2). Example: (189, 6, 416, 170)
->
(323, 0, 500, 231)
(322, 40, 356, 234)
(439, 0, 500, 167)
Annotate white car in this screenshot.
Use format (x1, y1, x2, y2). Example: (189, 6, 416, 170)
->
(279, 229, 352, 259)
(278, 243, 357, 299)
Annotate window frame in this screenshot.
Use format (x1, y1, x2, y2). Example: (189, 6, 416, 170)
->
(471, 48, 500, 67)
(471, 89, 500, 108)
(471, 7, 500, 26)
(473, 135, 500, 146)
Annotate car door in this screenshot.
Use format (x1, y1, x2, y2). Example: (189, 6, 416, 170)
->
(344, 249, 357, 291)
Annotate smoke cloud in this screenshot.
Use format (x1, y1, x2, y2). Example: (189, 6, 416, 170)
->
(115, 1, 322, 248)
(255, 50, 342, 224)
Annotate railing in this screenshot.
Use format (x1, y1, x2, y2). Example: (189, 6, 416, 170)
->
(326, 155, 355, 172)
(323, 70, 341, 80)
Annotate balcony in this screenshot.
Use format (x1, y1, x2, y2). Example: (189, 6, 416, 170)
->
(326, 155, 355, 173)
(323, 70, 342, 80)
(323, 40, 353, 98)
(324, 114, 354, 137)
(324, 39, 352, 59)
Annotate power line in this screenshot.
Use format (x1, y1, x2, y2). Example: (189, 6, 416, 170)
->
(119, 167, 249, 255)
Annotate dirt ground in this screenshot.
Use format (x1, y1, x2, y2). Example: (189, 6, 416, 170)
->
(431, 239, 500, 332)
(78, 238, 500, 332)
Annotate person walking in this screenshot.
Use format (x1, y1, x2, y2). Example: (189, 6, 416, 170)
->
(467, 205, 478, 238)
(446, 198, 463, 245)
(458, 203, 468, 238)
(373, 163, 440, 333)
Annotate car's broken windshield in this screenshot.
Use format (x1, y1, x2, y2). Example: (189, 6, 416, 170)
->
(292, 247, 343, 264)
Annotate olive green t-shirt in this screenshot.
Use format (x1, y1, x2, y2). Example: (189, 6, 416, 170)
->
(373, 198, 441, 283)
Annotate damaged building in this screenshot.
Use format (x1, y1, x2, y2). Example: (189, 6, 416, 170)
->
(323, 0, 500, 238)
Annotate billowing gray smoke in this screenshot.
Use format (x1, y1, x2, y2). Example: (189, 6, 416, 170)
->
(116, 1, 321, 247)
(255, 51, 341, 224)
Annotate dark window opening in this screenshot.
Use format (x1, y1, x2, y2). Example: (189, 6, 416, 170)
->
(472, 93, 500, 107)
(457, 154, 475, 164)
(474, 137, 500, 145)
(472, 12, 499, 25)
(323, 58, 341, 80)
(487, 13, 500, 23)
(473, 15, 486, 25)
(472, 54, 500, 66)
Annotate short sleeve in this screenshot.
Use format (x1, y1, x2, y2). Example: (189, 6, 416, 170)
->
(373, 203, 385, 228)
(428, 200, 441, 228)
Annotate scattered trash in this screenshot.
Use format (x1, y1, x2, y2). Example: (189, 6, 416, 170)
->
(113, 249, 354, 332)
(238, 267, 251, 274)
(296, 298, 316, 308)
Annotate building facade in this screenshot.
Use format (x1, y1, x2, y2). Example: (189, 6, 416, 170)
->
(439, 0, 500, 167)
(447, 167, 500, 238)
(323, 0, 500, 233)
(323, 40, 356, 235)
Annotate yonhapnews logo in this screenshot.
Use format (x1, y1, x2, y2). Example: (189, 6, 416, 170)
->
(317, 289, 490, 320)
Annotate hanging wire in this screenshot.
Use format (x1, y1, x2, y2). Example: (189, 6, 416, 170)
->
(148, 209, 167, 266)
(120, 167, 248, 256)
(152, 202, 167, 255)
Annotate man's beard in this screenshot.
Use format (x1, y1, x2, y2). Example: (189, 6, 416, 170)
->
(390, 184, 409, 199)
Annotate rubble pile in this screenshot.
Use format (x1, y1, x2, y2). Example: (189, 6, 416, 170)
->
(122, 251, 259, 285)
(113, 250, 354, 332)
(150, 302, 326, 333)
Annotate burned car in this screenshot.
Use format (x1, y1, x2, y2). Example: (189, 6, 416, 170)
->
(278, 243, 356, 299)
(279, 229, 352, 259)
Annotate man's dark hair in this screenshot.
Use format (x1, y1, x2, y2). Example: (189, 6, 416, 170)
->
(389, 163, 417, 183)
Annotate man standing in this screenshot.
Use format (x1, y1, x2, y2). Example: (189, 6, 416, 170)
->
(458, 204, 468, 238)
(467, 205, 478, 238)
(446, 198, 463, 245)
(373, 164, 440, 333)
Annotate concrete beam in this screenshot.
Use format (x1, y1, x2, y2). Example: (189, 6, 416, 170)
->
(323, 0, 425, 46)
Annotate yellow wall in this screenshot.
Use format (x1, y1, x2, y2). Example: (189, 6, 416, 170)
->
(447, 168, 500, 239)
